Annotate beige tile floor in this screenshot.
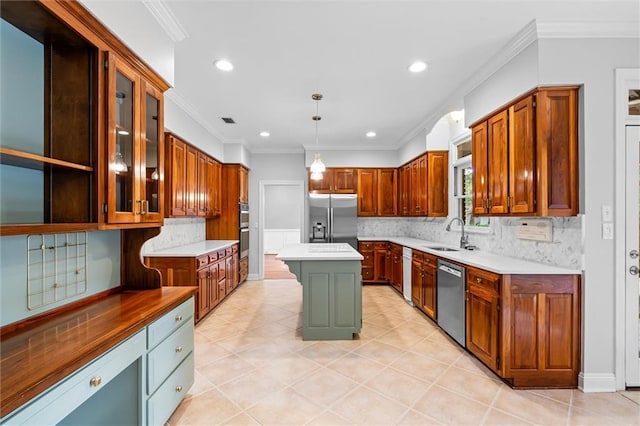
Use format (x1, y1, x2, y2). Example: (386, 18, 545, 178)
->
(169, 280, 640, 425)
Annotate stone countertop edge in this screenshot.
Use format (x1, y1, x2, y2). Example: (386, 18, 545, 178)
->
(143, 240, 239, 257)
(276, 243, 364, 261)
(357, 236, 581, 275)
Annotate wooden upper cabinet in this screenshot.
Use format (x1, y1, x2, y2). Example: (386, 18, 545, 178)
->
(105, 52, 164, 225)
(399, 163, 412, 216)
(166, 134, 187, 217)
(427, 151, 448, 217)
(356, 168, 397, 217)
(487, 110, 509, 214)
(165, 132, 222, 218)
(308, 168, 356, 193)
(308, 169, 333, 193)
(378, 168, 398, 216)
(471, 86, 579, 217)
(356, 169, 377, 216)
(509, 96, 536, 215)
(536, 88, 578, 216)
(472, 122, 489, 215)
(415, 155, 428, 215)
(239, 166, 249, 204)
(332, 168, 357, 193)
(185, 145, 198, 216)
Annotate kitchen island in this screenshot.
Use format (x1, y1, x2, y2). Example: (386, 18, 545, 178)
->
(277, 243, 363, 340)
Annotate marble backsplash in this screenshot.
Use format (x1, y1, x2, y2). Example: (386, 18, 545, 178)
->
(142, 217, 206, 254)
(358, 216, 584, 270)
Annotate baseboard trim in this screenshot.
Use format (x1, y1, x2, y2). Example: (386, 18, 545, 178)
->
(578, 372, 618, 392)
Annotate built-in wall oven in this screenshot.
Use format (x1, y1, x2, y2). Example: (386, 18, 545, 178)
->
(239, 204, 249, 259)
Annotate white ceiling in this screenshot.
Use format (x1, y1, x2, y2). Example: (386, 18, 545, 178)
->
(97, 1, 640, 153)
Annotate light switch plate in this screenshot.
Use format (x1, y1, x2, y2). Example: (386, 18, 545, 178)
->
(517, 219, 553, 242)
(602, 205, 613, 222)
(602, 223, 614, 240)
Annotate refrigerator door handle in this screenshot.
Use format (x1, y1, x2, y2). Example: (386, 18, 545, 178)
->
(329, 207, 334, 242)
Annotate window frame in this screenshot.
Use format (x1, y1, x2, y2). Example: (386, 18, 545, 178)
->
(449, 130, 492, 234)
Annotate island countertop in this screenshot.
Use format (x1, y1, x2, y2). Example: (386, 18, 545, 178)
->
(277, 243, 364, 261)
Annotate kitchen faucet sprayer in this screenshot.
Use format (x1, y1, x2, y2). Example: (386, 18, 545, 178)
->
(446, 217, 469, 249)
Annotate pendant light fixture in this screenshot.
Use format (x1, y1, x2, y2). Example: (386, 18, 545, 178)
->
(309, 93, 325, 180)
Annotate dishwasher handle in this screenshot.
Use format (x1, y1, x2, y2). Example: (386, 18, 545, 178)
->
(439, 264, 462, 278)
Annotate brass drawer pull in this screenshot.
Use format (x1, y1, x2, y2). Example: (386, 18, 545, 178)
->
(175, 346, 183, 353)
(90, 376, 102, 387)
(476, 277, 482, 284)
(176, 385, 183, 392)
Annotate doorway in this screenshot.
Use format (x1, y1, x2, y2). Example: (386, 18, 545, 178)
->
(258, 181, 305, 279)
(616, 69, 640, 388)
(625, 125, 640, 386)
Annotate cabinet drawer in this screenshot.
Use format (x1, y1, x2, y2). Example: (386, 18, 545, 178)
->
(373, 242, 387, 250)
(147, 298, 194, 349)
(147, 353, 194, 426)
(362, 267, 374, 281)
(359, 242, 373, 250)
(423, 253, 437, 268)
(147, 320, 194, 394)
(232, 244, 238, 253)
(197, 255, 209, 269)
(208, 252, 219, 263)
(217, 249, 227, 259)
(412, 251, 424, 262)
(226, 247, 233, 257)
(361, 251, 373, 266)
(467, 268, 500, 293)
(3, 330, 145, 425)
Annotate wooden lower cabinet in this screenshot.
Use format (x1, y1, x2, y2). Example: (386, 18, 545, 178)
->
(145, 243, 241, 322)
(466, 266, 581, 388)
(239, 257, 248, 284)
(359, 241, 389, 284)
(389, 243, 403, 294)
(411, 250, 436, 320)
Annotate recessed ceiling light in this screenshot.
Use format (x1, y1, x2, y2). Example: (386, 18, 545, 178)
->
(366, 131, 376, 138)
(213, 59, 233, 71)
(260, 131, 270, 137)
(408, 61, 428, 73)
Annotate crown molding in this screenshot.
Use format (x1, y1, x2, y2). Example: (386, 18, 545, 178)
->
(398, 18, 639, 150)
(302, 144, 399, 152)
(142, 0, 188, 42)
(250, 147, 305, 154)
(165, 89, 246, 145)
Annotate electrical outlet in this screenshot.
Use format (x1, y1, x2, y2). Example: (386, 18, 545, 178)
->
(602, 223, 614, 240)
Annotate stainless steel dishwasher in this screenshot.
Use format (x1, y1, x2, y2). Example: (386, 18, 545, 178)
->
(437, 259, 466, 347)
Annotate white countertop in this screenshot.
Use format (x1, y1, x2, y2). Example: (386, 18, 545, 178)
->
(277, 243, 364, 261)
(358, 236, 581, 275)
(143, 240, 238, 257)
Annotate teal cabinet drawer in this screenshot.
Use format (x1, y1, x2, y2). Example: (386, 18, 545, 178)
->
(147, 319, 194, 394)
(2, 330, 145, 425)
(147, 298, 194, 349)
(147, 353, 194, 426)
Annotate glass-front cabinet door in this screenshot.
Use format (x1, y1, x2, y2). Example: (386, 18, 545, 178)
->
(106, 52, 163, 225)
(140, 83, 164, 222)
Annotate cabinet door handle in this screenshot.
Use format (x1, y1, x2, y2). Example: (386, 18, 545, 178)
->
(175, 346, 183, 353)
(136, 200, 143, 215)
(90, 376, 102, 387)
(175, 315, 183, 321)
(175, 385, 183, 392)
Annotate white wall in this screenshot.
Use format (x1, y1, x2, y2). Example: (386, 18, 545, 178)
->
(79, 0, 175, 86)
(425, 117, 450, 151)
(398, 129, 427, 164)
(464, 41, 540, 126)
(537, 37, 639, 390)
(224, 143, 252, 168)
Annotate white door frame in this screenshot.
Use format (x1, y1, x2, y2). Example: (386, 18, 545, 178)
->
(258, 180, 305, 279)
(614, 69, 640, 389)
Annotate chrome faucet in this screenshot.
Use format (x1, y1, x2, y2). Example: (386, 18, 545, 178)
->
(446, 217, 469, 249)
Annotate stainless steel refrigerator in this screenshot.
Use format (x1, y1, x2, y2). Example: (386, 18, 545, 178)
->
(308, 193, 357, 249)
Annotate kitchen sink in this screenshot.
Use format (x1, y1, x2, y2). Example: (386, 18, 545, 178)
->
(423, 246, 459, 252)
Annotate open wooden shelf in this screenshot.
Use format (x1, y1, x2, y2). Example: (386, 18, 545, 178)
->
(0, 147, 94, 172)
